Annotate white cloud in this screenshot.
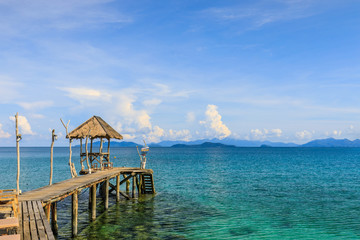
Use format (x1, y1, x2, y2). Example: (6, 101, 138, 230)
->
(200, 104, 231, 140)
(296, 130, 312, 140)
(61, 87, 112, 103)
(143, 98, 162, 106)
(9, 115, 35, 135)
(168, 129, 192, 141)
(18, 101, 53, 110)
(0, 123, 11, 138)
(250, 128, 282, 140)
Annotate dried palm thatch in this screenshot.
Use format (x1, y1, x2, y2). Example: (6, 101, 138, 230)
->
(67, 116, 123, 140)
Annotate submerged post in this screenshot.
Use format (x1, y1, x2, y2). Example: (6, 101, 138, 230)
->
(72, 191, 78, 237)
(132, 175, 136, 198)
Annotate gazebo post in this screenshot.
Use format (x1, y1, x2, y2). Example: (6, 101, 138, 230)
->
(107, 138, 110, 163)
(99, 138, 103, 170)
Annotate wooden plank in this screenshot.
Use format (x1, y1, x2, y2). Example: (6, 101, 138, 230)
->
(0, 217, 19, 229)
(22, 202, 30, 240)
(35, 201, 54, 240)
(17, 201, 22, 240)
(0, 234, 21, 240)
(32, 201, 46, 240)
(26, 201, 38, 240)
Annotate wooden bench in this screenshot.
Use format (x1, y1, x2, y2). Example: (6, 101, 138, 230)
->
(0, 234, 20, 240)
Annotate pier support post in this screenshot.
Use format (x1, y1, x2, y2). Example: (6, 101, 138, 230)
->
(105, 178, 109, 210)
(132, 175, 136, 198)
(116, 175, 120, 202)
(51, 202, 58, 235)
(123, 174, 130, 194)
(91, 184, 97, 220)
(44, 204, 51, 222)
(135, 175, 140, 196)
(72, 191, 78, 237)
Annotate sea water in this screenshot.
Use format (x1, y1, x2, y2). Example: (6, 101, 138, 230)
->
(1, 147, 360, 239)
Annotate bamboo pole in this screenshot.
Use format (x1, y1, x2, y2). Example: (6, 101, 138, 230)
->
(15, 113, 21, 195)
(72, 191, 78, 237)
(49, 129, 56, 185)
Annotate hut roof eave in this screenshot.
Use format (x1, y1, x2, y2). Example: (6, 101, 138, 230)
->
(67, 116, 123, 140)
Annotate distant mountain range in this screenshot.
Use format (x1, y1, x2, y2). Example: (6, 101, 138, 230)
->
(76, 138, 360, 148)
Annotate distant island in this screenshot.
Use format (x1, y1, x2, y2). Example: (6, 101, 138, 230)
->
(75, 138, 360, 148)
(171, 142, 236, 148)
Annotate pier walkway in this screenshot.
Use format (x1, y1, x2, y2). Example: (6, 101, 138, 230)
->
(17, 167, 155, 238)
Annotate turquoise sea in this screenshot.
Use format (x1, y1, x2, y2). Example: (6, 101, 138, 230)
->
(1, 147, 360, 239)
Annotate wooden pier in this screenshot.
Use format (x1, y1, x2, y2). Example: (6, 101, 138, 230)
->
(1, 167, 155, 239)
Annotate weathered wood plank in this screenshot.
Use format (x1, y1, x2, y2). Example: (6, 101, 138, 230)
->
(26, 201, 38, 240)
(35, 201, 55, 240)
(22, 202, 30, 240)
(32, 201, 46, 240)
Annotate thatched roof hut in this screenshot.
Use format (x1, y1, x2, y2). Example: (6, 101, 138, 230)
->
(67, 116, 123, 140)
(67, 116, 122, 174)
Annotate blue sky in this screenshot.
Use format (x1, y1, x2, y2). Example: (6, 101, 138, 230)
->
(0, 0, 360, 146)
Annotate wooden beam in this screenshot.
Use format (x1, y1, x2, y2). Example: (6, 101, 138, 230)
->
(120, 173, 136, 185)
(72, 191, 78, 237)
(135, 175, 140, 196)
(116, 175, 120, 202)
(51, 202, 58, 235)
(91, 184, 96, 221)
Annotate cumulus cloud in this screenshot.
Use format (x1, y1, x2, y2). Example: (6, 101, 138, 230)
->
(9, 115, 34, 135)
(0, 123, 11, 138)
(199, 104, 231, 140)
(250, 128, 282, 140)
(296, 130, 312, 140)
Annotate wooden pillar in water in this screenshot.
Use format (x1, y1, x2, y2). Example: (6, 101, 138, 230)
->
(104, 178, 109, 209)
(123, 174, 130, 194)
(44, 204, 51, 222)
(116, 175, 120, 202)
(132, 175, 136, 198)
(72, 191, 78, 237)
(91, 184, 97, 220)
(51, 202, 58, 234)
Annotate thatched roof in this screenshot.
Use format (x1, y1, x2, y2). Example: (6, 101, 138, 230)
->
(67, 116, 123, 140)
